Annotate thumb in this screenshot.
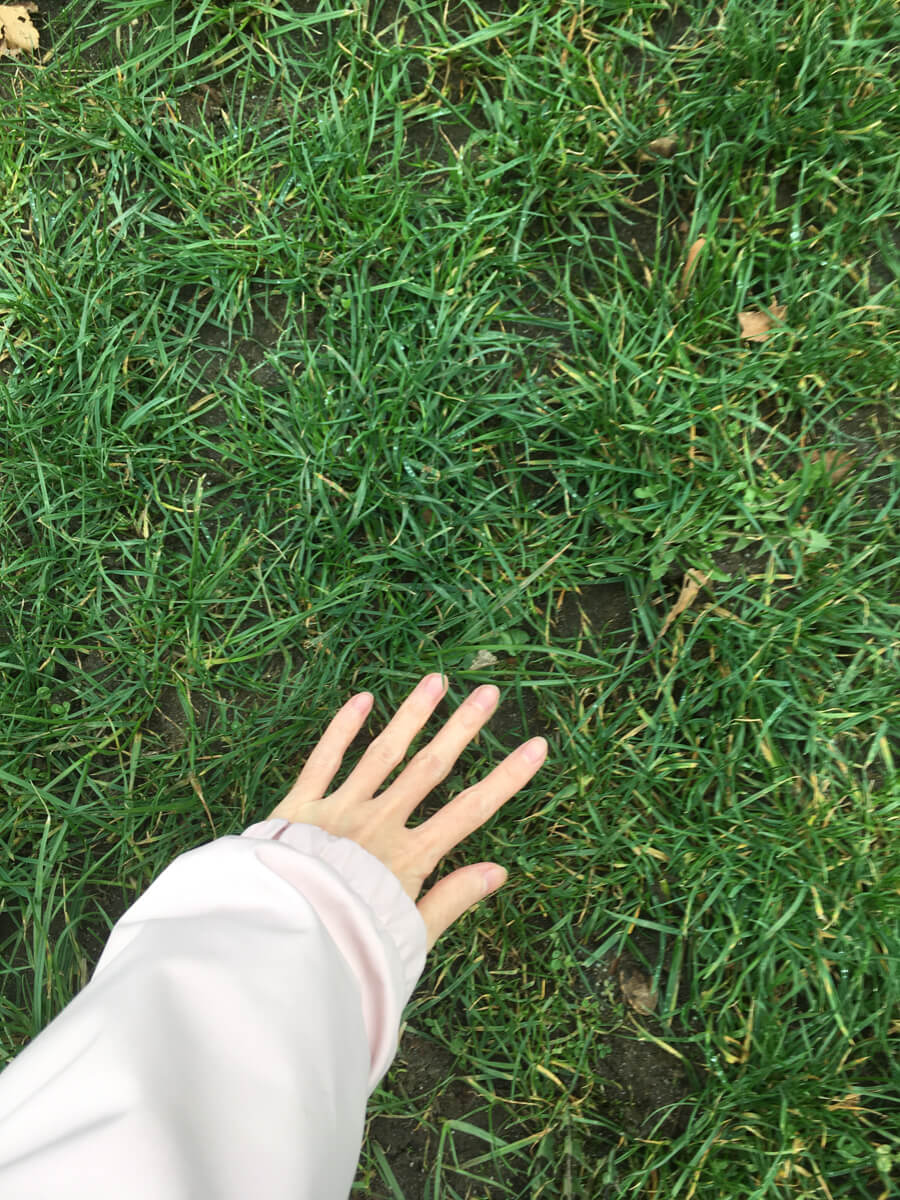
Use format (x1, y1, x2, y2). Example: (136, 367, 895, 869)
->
(416, 863, 508, 953)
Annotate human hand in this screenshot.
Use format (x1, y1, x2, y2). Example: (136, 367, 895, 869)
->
(267, 673, 547, 951)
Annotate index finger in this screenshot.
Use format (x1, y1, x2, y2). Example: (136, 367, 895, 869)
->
(334, 672, 450, 801)
(411, 735, 547, 861)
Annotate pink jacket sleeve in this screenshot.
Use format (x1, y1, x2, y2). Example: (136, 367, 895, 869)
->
(0, 818, 428, 1199)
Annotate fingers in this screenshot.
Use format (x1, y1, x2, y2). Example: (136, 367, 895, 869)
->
(272, 690, 374, 813)
(335, 672, 449, 801)
(377, 681, 501, 820)
(274, 675, 546, 858)
(413, 735, 547, 862)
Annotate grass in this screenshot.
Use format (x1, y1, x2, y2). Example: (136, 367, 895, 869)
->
(1, 0, 898, 1195)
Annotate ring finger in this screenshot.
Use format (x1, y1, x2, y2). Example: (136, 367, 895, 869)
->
(375, 681, 502, 821)
(333, 672, 451, 801)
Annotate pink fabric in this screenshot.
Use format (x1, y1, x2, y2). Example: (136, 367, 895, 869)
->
(0, 822, 428, 1198)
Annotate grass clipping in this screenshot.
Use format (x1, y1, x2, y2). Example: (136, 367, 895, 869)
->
(0, 3, 39, 57)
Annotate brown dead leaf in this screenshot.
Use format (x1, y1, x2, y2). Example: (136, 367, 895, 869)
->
(646, 135, 678, 157)
(679, 236, 706, 295)
(0, 3, 39, 56)
(738, 302, 787, 342)
(809, 448, 855, 483)
(619, 963, 658, 1015)
(655, 568, 711, 643)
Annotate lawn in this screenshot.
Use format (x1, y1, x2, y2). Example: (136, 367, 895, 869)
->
(1, 0, 898, 1196)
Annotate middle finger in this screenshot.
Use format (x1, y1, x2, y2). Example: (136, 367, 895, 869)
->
(375, 681, 502, 820)
(334, 672, 451, 801)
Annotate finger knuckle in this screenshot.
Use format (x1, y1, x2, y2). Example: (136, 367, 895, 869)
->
(503, 754, 523, 784)
(412, 745, 444, 779)
(311, 747, 341, 776)
(370, 737, 403, 772)
(458, 782, 491, 821)
(461, 700, 492, 732)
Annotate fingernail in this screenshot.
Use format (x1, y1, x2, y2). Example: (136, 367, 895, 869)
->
(481, 865, 508, 893)
(522, 736, 547, 763)
(423, 673, 445, 699)
(351, 692, 372, 712)
(473, 684, 499, 711)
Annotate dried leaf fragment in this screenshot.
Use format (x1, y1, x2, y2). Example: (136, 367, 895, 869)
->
(0, 2, 39, 56)
(655, 568, 711, 642)
(680, 237, 706, 295)
(647, 136, 678, 157)
(619, 963, 658, 1015)
(470, 649, 499, 670)
(738, 303, 787, 342)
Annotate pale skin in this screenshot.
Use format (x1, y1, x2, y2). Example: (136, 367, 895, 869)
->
(268, 672, 548, 952)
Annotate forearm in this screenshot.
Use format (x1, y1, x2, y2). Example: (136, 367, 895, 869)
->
(0, 822, 427, 1200)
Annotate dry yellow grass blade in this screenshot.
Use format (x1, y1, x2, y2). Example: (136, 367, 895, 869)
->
(655, 568, 712, 643)
(679, 236, 707, 295)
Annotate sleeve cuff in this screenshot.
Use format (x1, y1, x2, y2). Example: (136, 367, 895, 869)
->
(240, 819, 428, 1090)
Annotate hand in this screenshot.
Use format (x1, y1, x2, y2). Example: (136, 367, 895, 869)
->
(268, 673, 547, 951)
